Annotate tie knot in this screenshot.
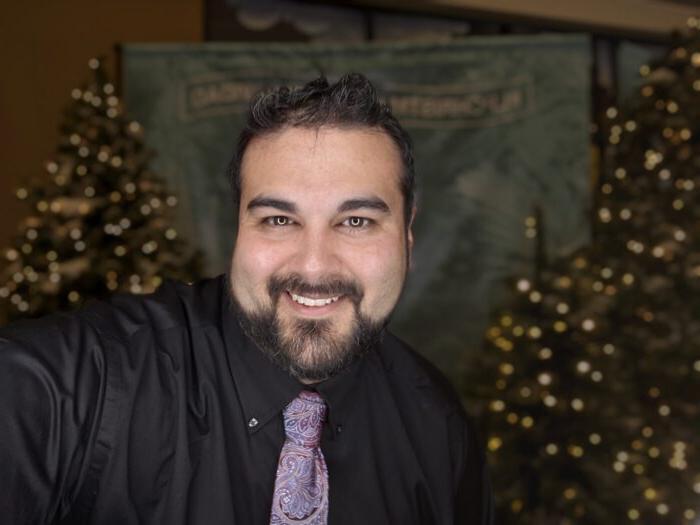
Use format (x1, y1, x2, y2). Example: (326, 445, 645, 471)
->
(283, 390, 327, 447)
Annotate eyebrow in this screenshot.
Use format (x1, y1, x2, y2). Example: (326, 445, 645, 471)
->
(247, 197, 297, 213)
(246, 195, 391, 215)
(337, 198, 391, 214)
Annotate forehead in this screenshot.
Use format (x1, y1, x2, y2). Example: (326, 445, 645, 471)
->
(239, 126, 403, 205)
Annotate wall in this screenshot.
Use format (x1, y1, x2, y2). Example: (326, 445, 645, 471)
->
(346, 0, 694, 39)
(0, 0, 203, 248)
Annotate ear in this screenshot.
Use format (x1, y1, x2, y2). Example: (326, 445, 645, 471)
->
(406, 205, 417, 268)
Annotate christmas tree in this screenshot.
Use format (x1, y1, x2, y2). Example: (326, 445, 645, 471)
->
(0, 58, 202, 323)
(465, 20, 700, 525)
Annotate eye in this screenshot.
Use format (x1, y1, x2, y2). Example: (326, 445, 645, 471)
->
(265, 216, 293, 227)
(342, 216, 372, 228)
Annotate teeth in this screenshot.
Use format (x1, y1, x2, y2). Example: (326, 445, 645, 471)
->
(290, 293, 340, 307)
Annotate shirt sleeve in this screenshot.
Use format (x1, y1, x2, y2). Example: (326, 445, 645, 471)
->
(452, 410, 495, 525)
(0, 313, 113, 524)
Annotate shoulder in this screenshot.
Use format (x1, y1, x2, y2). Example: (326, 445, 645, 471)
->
(0, 279, 227, 525)
(377, 332, 490, 495)
(78, 275, 225, 343)
(0, 275, 226, 354)
(378, 330, 467, 418)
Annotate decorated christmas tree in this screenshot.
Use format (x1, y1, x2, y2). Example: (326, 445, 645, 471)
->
(0, 58, 202, 323)
(465, 20, 700, 525)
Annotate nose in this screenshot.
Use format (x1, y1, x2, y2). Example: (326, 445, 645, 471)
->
(291, 227, 341, 281)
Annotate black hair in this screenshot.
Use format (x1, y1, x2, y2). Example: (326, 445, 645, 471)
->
(228, 73, 415, 224)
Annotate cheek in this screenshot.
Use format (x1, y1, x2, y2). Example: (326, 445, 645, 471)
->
(349, 239, 407, 312)
(231, 234, 287, 295)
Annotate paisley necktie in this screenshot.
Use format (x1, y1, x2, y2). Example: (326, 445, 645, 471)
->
(270, 390, 329, 525)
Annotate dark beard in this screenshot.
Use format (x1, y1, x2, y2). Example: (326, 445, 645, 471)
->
(231, 273, 385, 382)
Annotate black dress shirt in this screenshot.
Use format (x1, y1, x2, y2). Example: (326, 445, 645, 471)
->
(0, 276, 492, 524)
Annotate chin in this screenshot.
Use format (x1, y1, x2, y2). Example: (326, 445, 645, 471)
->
(229, 276, 387, 382)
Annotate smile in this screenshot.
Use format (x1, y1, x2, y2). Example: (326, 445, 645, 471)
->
(289, 292, 341, 307)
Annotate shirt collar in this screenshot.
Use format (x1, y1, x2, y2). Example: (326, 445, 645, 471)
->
(219, 276, 379, 438)
(312, 349, 368, 438)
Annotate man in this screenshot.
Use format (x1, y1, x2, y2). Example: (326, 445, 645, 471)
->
(1, 74, 492, 524)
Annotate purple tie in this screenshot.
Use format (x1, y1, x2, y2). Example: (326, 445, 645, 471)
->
(270, 390, 329, 525)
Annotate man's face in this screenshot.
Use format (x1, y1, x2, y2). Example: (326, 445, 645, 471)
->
(229, 126, 413, 383)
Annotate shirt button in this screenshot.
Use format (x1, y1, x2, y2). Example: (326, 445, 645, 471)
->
(336, 424, 343, 434)
(248, 418, 259, 428)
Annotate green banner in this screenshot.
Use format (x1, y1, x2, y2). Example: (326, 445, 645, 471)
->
(123, 36, 590, 381)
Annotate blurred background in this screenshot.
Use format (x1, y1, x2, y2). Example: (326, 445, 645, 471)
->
(2, 1, 700, 523)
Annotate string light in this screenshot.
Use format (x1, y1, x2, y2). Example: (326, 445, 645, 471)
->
(581, 319, 595, 331)
(568, 445, 584, 457)
(499, 363, 514, 376)
(516, 279, 530, 292)
(527, 326, 542, 339)
(563, 487, 577, 500)
(537, 372, 552, 386)
(490, 400, 505, 412)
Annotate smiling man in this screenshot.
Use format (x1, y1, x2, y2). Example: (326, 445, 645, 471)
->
(0, 74, 492, 524)
(230, 124, 409, 384)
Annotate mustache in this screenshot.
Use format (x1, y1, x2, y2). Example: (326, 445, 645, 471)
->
(267, 273, 363, 304)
